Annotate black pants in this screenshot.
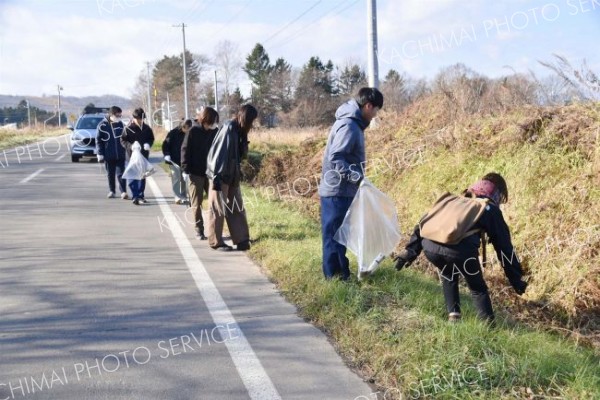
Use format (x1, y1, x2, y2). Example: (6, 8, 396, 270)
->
(105, 159, 126, 194)
(424, 251, 494, 321)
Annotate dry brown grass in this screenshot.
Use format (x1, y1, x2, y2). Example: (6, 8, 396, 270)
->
(0, 127, 70, 150)
(250, 126, 327, 147)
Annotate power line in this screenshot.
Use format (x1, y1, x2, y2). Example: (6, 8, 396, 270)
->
(263, 0, 323, 44)
(182, 0, 206, 22)
(154, 0, 217, 63)
(154, 1, 214, 61)
(203, 0, 253, 42)
(270, 0, 360, 51)
(186, 0, 217, 22)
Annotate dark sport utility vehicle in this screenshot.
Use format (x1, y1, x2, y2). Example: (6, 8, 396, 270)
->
(69, 113, 105, 162)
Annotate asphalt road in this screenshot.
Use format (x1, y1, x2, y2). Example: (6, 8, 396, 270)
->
(0, 135, 374, 400)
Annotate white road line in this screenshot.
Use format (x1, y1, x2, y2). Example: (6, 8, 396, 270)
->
(147, 177, 282, 400)
(19, 168, 45, 184)
(54, 154, 66, 161)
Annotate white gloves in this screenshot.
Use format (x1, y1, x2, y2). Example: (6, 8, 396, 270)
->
(164, 155, 172, 163)
(143, 143, 150, 151)
(97, 155, 104, 162)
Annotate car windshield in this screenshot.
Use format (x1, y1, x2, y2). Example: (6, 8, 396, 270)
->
(76, 117, 103, 130)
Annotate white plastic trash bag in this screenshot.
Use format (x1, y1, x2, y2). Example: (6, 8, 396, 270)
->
(122, 141, 156, 180)
(334, 178, 402, 278)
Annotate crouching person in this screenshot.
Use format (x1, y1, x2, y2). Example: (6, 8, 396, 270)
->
(395, 173, 527, 322)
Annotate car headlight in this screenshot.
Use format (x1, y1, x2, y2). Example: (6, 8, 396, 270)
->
(71, 133, 94, 146)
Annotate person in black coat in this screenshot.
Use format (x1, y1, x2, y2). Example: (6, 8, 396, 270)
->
(181, 107, 219, 239)
(163, 119, 191, 204)
(120, 108, 155, 205)
(96, 106, 127, 199)
(395, 173, 527, 322)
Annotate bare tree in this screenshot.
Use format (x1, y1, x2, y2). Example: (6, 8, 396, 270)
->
(529, 71, 571, 106)
(433, 63, 488, 117)
(214, 40, 242, 105)
(130, 69, 150, 112)
(192, 53, 213, 111)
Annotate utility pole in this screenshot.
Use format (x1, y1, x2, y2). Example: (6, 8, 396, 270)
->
(174, 23, 189, 119)
(57, 85, 63, 127)
(25, 99, 31, 129)
(367, 0, 379, 88)
(146, 62, 153, 127)
(166, 92, 171, 130)
(213, 70, 218, 113)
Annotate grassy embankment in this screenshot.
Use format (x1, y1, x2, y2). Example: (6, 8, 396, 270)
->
(0, 128, 70, 150)
(240, 102, 600, 399)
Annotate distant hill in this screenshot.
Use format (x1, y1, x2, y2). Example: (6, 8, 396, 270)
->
(0, 94, 133, 119)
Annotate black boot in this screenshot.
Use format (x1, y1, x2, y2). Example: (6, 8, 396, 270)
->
(236, 240, 251, 251)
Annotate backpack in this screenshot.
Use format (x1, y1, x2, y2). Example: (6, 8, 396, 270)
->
(419, 192, 490, 245)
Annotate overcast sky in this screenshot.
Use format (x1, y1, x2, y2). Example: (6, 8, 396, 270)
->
(1, 0, 599, 98)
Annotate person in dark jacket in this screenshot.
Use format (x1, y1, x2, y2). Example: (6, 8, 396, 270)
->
(205, 104, 257, 251)
(120, 107, 155, 205)
(181, 107, 219, 240)
(96, 106, 128, 199)
(395, 173, 528, 322)
(318, 87, 383, 280)
(163, 119, 192, 204)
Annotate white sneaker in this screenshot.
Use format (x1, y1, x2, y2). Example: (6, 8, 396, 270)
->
(448, 312, 462, 322)
(175, 198, 183, 204)
(107, 192, 115, 198)
(121, 193, 129, 200)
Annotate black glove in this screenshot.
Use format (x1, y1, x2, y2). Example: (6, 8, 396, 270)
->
(394, 257, 409, 271)
(212, 178, 222, 191)
(512, 280, 528, 295)
(356, 175, 364, 187)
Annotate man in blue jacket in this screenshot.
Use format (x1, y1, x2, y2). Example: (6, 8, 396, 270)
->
(318, 87, 384, 280)
(96, 106, 127, 199)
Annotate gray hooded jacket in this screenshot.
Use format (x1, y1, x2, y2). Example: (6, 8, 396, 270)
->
(318, 99, 368, 198)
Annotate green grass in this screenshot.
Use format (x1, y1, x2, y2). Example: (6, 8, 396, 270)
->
(244, 186, 600, 399)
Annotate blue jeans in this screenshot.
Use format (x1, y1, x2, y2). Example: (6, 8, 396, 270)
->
(320, 196, 354, 280)
(129, 179, 145, 200)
